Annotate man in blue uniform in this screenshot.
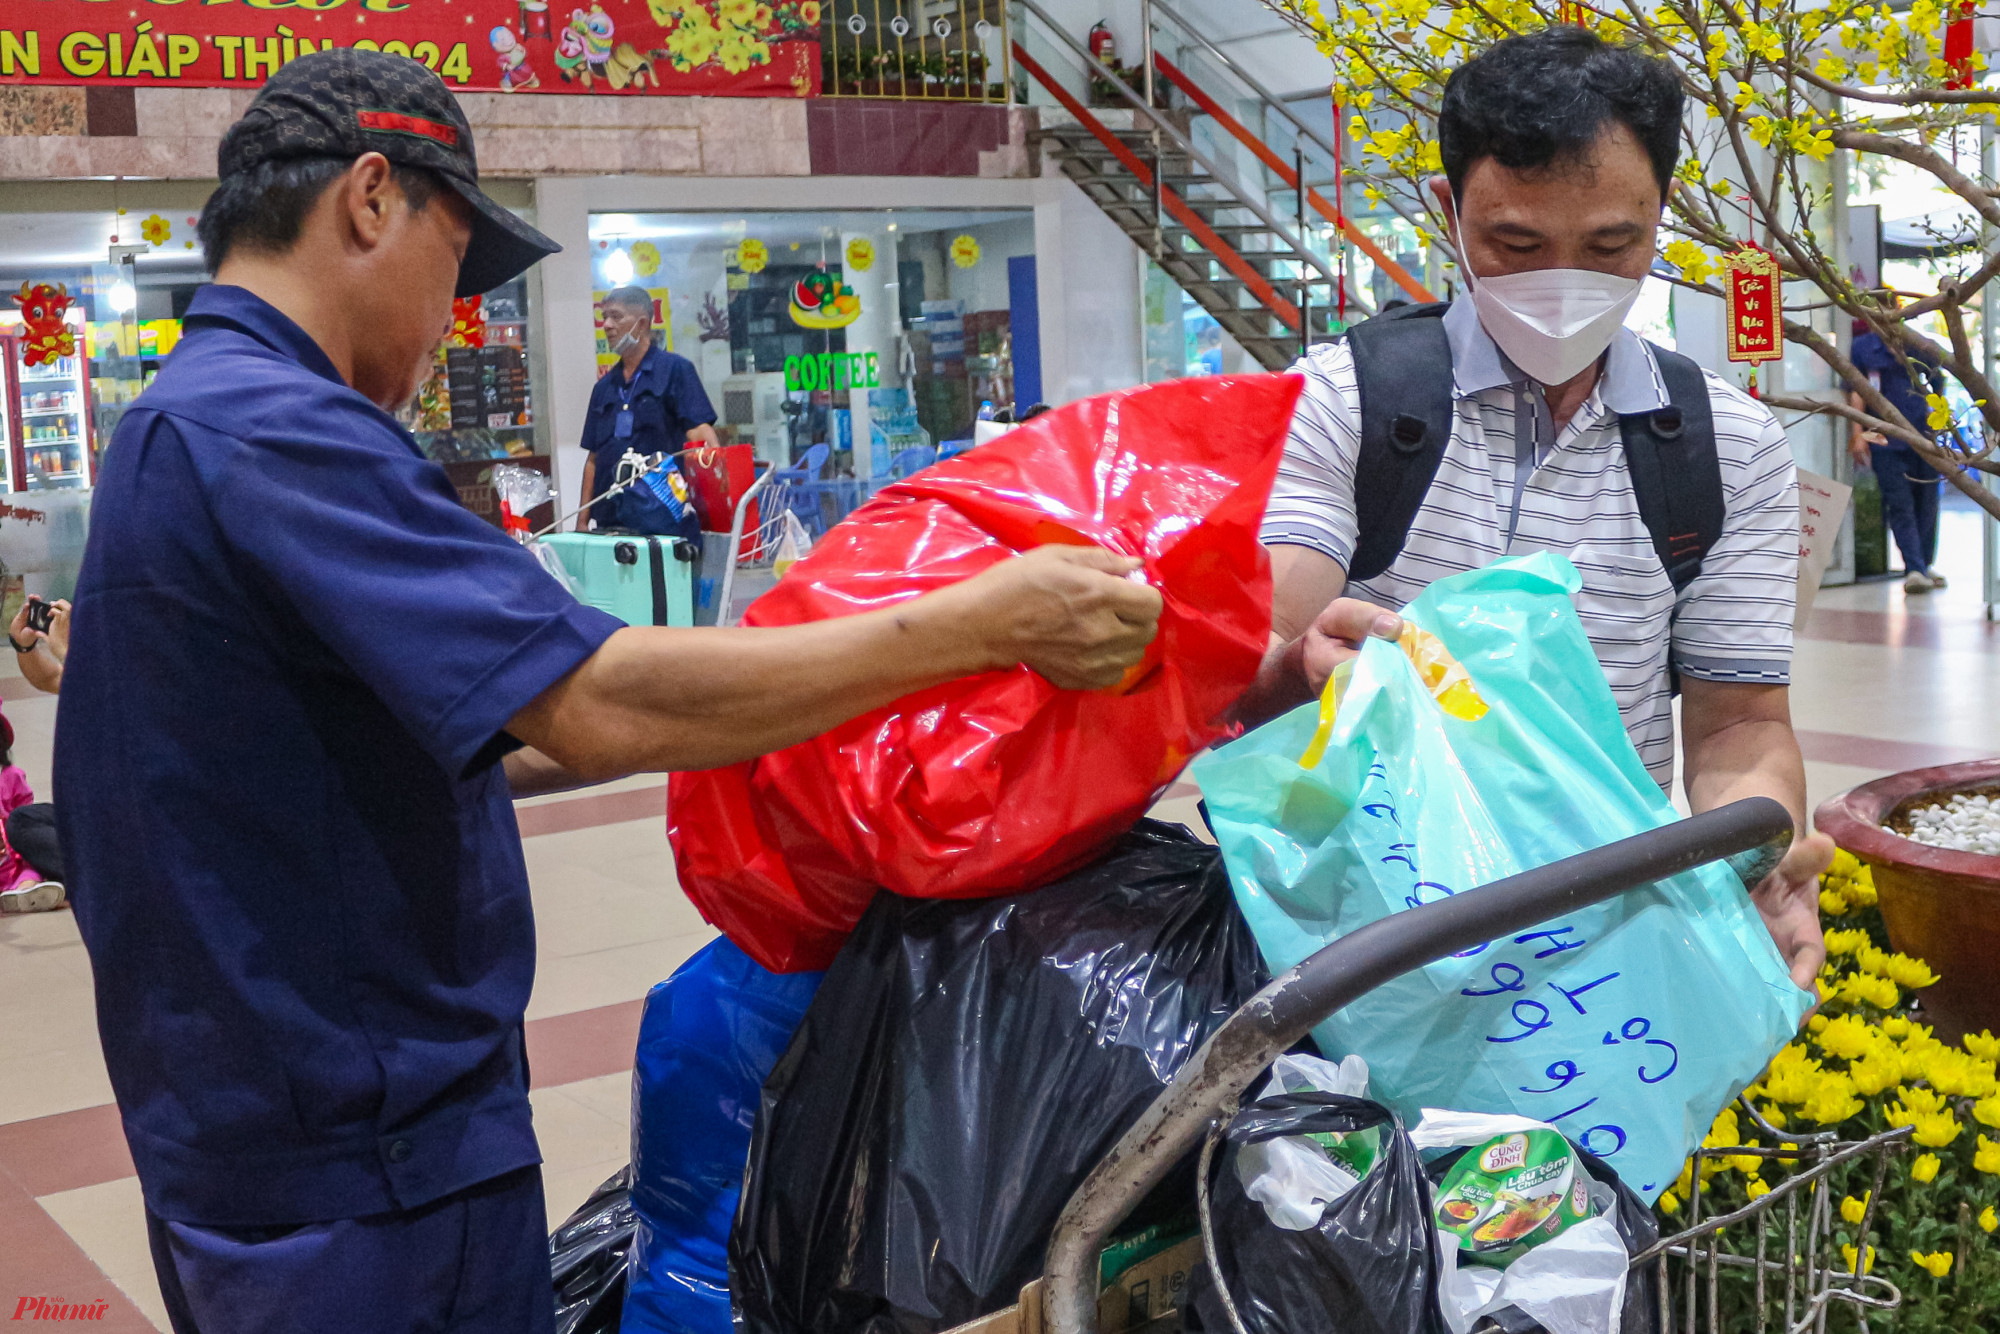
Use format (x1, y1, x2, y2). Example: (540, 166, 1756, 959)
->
(54, 51, 1160, 1334)
(577, 285, 719, 529)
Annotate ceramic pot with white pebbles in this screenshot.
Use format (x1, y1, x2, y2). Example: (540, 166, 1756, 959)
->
(1816, 760, 2000, 1044)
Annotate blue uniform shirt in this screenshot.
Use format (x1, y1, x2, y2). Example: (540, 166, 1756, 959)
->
(55, 285, 623, 1227)
(581, 345, 715, 521)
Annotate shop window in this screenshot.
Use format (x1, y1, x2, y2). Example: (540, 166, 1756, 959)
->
(587, 208, 1037, 481)
(0, 213, 207, 492)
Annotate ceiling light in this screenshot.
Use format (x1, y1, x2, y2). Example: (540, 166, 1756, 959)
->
(604, 248, 634, 285)
(108, 283, 136, 314)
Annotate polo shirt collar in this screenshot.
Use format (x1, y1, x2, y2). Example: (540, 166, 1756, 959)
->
(1443, 290, 1669, 416)
(623, 344, 668, 391)
(183, 284, 347, 389)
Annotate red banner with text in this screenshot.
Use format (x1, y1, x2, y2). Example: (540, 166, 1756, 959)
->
(0, 0, 820, 97)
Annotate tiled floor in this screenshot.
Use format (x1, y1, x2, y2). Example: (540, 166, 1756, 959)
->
(1, 495, 1995, 1328)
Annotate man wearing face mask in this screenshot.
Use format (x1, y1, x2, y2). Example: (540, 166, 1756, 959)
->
(576, 284, 720, 530)
(1239, 27, 1830, 990)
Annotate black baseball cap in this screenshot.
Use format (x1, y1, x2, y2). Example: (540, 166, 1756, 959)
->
(218, 48, 559, 297)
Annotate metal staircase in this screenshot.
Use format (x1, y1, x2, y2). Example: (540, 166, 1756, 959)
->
(1012, 0, 1435, 371)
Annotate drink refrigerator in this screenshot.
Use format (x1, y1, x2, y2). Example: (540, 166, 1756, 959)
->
(0, 329, 96, 493)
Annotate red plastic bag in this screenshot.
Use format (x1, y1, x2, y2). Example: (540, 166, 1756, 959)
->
(666, 375, 1300, 972)
(682, 443, 759, 541)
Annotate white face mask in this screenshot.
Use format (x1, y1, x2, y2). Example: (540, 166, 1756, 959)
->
(1456, 224, 1643, 386)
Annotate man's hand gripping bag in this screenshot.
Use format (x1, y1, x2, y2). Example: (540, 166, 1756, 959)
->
(667, 375, 1298, 972)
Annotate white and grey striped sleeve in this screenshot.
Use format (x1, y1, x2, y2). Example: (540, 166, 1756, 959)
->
(1261, 343, 1363, 569)
(1670, 375, 1797, 685)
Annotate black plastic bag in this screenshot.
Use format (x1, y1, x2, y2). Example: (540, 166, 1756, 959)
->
(1187, 1092, 1448, 1334)
(551, 1166, 639, 1334)
(730, 819, 1265, 1334)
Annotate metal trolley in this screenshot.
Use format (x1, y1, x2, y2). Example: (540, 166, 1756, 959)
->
(950, 797, 1908, 1334)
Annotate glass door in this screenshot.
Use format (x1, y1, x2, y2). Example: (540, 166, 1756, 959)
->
(15, 332, 90, 491)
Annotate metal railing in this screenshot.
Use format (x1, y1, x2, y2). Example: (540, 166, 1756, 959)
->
(818, 0, 1011, 101)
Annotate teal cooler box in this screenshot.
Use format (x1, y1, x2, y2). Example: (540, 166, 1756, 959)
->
(537, 533, 697, 627)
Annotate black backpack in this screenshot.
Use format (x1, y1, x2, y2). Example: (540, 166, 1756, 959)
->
(1343, 302, 1725, 594)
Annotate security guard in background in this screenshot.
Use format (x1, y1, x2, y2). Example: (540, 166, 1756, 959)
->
(55, 50, 1160, 1334)
(577, 285, 720, 530)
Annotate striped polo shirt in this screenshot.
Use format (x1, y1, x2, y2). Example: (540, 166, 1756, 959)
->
(1263, 295, 1799, 791)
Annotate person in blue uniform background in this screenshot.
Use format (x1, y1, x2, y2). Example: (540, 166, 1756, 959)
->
(1847, 320, 1949, 593)
(54, 50, 1161, 1334)
(577, 286, 719, 530)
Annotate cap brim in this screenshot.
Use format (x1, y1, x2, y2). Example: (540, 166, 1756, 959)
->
(447, 177, 561, 298)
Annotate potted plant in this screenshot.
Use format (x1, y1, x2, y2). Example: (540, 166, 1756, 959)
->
(1817, 763, 2000, 1044)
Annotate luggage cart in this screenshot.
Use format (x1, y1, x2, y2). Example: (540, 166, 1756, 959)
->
(713, 466, 802, 627)
(947, 797, 1908, 1334)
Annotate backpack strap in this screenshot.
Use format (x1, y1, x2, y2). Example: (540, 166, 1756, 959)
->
(1346, 302, 1455, 584)
(1619, 347, 1723, 596)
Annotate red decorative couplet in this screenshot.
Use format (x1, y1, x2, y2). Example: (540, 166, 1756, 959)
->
(1947, 0, 1977, 89)
(1722, 246, 1783, 366)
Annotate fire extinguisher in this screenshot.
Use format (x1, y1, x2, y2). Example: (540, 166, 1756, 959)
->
(1088, 20, 1116, 66)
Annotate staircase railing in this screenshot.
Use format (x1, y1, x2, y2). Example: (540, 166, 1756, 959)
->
(1011, 42, 1306, 330)
(1149, 53, 1433, 304)
(1014, 0, 1342, 313)
(1144, 0, 1439, 306)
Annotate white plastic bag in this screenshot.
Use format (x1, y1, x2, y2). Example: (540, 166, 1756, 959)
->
(1412, 1110, 1629, 1334)
(1234, 1053, 1372, 1231)
(773, 511, 813, 576)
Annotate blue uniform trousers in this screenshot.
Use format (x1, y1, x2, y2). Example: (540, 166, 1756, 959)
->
(145, 1165, 554, 1334)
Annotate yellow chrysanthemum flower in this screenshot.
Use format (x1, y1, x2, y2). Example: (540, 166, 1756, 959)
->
(1839, 1192, 1870, 1225)
(1966, 1031, 2000, 1061)
(1843, 1244, 1876, 1275)
(1747, 1176, 1771, 1199)
(1911, 1153, 1941, 1183)
(1884, 954, 1940, 989)
(1976, 1134, 2000, 1174)
(1851, 1054, 1902, 1098)
(1887, 1095, 1962, 1148)
(1912, 1250, 1953, 1278)
(1764, 1050, 1823, 1105)
(1983, 1205, 1998, 1233)
(1815, 1014, 1881, 1061)
(1802, 1078, 1865, 1126)
(1658, 1190, 1681, 1215)
(1883, 1016, 1912, 1039)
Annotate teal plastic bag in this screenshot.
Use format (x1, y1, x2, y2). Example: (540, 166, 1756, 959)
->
(1192, 553, 1810, 1201)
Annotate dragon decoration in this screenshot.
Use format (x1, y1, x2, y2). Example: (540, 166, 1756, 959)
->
(13, 283, 76, 367)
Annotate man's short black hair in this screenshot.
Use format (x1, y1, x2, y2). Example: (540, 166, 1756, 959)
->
(1438, 27, 1684, 203)
(602, 286, 656, 321)
(197, 155, 443, 273)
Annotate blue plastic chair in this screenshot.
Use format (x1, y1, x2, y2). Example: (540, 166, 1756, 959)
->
(773, 443, 835, 538)
(937, 438, 975, 460)
(889, 446, 937, 480)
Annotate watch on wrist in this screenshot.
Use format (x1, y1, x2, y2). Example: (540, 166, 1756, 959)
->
(8, 634, 36, 654)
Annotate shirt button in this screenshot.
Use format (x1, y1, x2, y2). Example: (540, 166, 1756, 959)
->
(387, 1139, 413, 1164)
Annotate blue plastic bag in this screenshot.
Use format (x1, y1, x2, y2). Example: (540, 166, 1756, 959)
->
(623, 938, 823, 1334)
(1191, 553, 1810, 1201)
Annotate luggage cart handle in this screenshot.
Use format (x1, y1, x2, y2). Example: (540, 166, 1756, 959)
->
(1040, 796, 1795, 1334)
